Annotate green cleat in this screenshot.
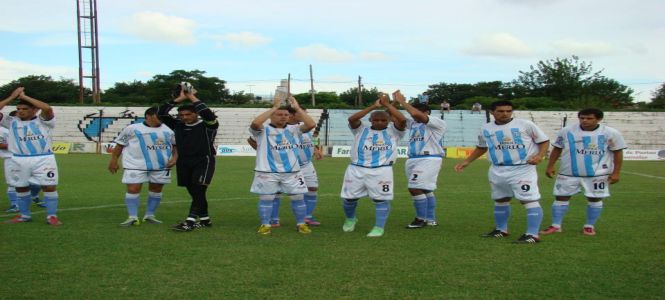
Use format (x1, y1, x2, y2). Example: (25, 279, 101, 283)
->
(142, 215, 162, 224)
(120, 217, 140, 227)
(366, 226, 385, 237)
(342, 218, 358, 232)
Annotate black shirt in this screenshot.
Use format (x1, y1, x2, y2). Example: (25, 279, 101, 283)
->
(158, 101, 219, 159)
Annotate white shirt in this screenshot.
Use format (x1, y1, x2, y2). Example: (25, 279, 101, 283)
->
(350, 122, 405, 168)
(477, 118, 548, 166)
(114, 122, 176, 171)
(288, 123, 315, 166)
(406, 117, 447, 158)
(0, 114, 55, 156)
(0, 127, 11, 158)
(553, 123, 626, 177)
(251, 124, 304, 173)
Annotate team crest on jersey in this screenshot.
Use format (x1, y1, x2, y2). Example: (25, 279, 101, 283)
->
(493, 136, 525, 150)
(363, 139, 392, 151)
(146, 138, 171, 150)
(410, 132, 424, 142)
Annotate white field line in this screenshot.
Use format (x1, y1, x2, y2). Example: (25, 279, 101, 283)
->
(623, 171, 665, 180)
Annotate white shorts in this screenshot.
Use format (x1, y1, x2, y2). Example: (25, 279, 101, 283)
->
(299, 162, 319, 188)
(340, 165, 394, 201)
(553, 175, 610, 198)
(488, 165, 540, 201)
(4, 159, 11, 185)
(250, 171, 308, 195)
(405, 157, 442, 191)
(7, 155, 59, 187)
(121, 169, 171, 185)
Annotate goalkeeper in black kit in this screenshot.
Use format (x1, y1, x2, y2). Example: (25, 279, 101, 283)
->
(158, 82, 219, 232)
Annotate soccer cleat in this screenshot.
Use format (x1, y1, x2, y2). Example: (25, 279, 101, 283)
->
(46, 216, 62, 226)
(582, 226, 596, 236)
(406, 217, 427, 229)
(257, 224, 272, 235)
(270, 220, 281, 228)
(33, 198, 46, 208)
(296, 223, 312, 234)
(304, 217, 321, 226)
(198, 219, 213, 228)
(120, 217, 140, 227)
(171, 221, 195, 232)
(540, 226, 562, 235)
(481, 229, 509, 238)
(342, 218, 358, 232)
(513, 234, 540, 244)
(366, 226, 385, 237)
(426, 220, 439, 227)
(5, 205, 19, 213)
(6, 215, 32, 224)
(142, 215, 162, 224)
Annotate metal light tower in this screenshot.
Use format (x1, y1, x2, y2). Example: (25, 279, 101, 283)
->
(76, 0, 101, 104)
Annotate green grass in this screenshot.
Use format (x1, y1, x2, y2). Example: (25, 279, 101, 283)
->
(1, 155, 664, 299)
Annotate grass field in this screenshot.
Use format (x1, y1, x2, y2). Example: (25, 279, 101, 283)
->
(1, 154, 664, 299)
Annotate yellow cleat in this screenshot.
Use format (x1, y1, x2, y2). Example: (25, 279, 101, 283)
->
(257, 224, 272, 235)
(296, 223, 312, 234)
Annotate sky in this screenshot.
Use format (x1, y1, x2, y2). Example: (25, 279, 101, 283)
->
(1, 0, 663, 103)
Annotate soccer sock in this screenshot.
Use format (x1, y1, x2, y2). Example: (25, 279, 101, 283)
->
(271, 195, 281, 222)
(258, 196, 274, 225)
(29, 184, 41, 201)
(43, 191, 59, 217)
(373, 200, 391, 229)
(304, 191, 317, 218)
(342, 199, 358, 219)
(411, 194, 428, 219)
(425, 192, 437, 221)
(7, 186, 17, 207)
(585, 201, 604, 227)
(16, 191, 31, 217)
(145, 192, 162, 217)
(124, 193, 140, 218)
(494, 202, 511, 232)
(290, 194, 306, 225)
(524, 201, 543, 236)
(551, 200, 570, 227)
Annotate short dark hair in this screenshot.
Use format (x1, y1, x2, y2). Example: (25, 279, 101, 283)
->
(177, 104, 196, 113)
(16, 100, 35, 108)
(412, 103, 431, 113)
(8, 110, 17, 117)
(578, 108, 603, 119)
(144, 106, 158, 117)
(490, 100, 513, 111)
(286, 106, 297, 114)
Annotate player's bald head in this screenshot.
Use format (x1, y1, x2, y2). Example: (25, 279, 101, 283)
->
(369, 110, 389, 120)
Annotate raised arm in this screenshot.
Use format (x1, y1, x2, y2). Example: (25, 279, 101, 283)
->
(288, 97, 315, 133)
(18, 91, 53, 121)
(0, 87, 23, 113)
(348, 99, 381, 129)
(382, 93, 406, 130)
(187, 88, 217, 125)
(393, 90, 428, 123)
(250, 95, 281, 131)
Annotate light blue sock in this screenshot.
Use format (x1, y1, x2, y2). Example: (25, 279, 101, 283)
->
(258, 199, 273, 225)
(271, 196, 281, 222)
(551, 201, 569, 227)
(342, 199, 358, 219)
(124, 193, 140, 218)
(304, 192, 317, 218)
(29, 184, 41, 200)
(524, 202, 543, 236)
(7, 187, 17, 207)
(146, 192, 162, 216)
(290, 195, 306, 225)
(412, 194, 427, 219)
(585, 201, 604, 227)
(17, 191, 31, 217)
(425, 192, 437, 221)
(43, 191, 59, 216)
(373, 200, 391, 228)
(494, 202, 510, 232)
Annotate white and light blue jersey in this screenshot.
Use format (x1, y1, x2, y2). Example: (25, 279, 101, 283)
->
(553, 123, 626, 177)
(406, 117, 446, 158)
(114, 122, 175, 171)
(251, 124, 303, 173)
(478, 118, 548, 166)
(288, 123, 315, 165)
(350, 122, 405, 168)
(0, 115, 55, 157)
(0, 127, 11, 159)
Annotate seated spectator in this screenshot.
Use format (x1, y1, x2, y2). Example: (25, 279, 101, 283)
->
(471, 102, 482, 113)
(441, 101, 451, 113)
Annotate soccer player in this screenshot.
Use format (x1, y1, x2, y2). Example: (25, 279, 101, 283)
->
(108, 107, 177, 226)
(340, 93, 406, 237)
(0, 87, 62, 226)
(158, 83, 219, 232)
(541, 108, 626, 236)
(250, 95, 316, 235)
(454, 100, 549, 244)
(393, 91, 447, 229)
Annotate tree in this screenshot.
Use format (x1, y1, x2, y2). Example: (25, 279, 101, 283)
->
(102, 80, 150, 104)
(648, 83, 665, 108)
(339, 87, 381, 107)
(145, 70, 229, 104)
(0, 75, 83, 103)
(424, 81, 517, 107)
(293, 91, 342, 108)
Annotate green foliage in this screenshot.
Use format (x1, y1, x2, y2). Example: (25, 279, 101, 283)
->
(425, 81, 516, 107)
(223, 90, 254, 105)
(0, 75, 84, 103)
(511, 97, 562, 110)
(144, 69, 229, 104)
(293, 91, 344, 108)
(102, 80, 150, 104)
(339, 87, 381, 107)
(648, 82, 665, 108)
(459, 96, 497, 110)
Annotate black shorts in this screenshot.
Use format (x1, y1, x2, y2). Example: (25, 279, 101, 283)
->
(176, 156, 216, 186)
